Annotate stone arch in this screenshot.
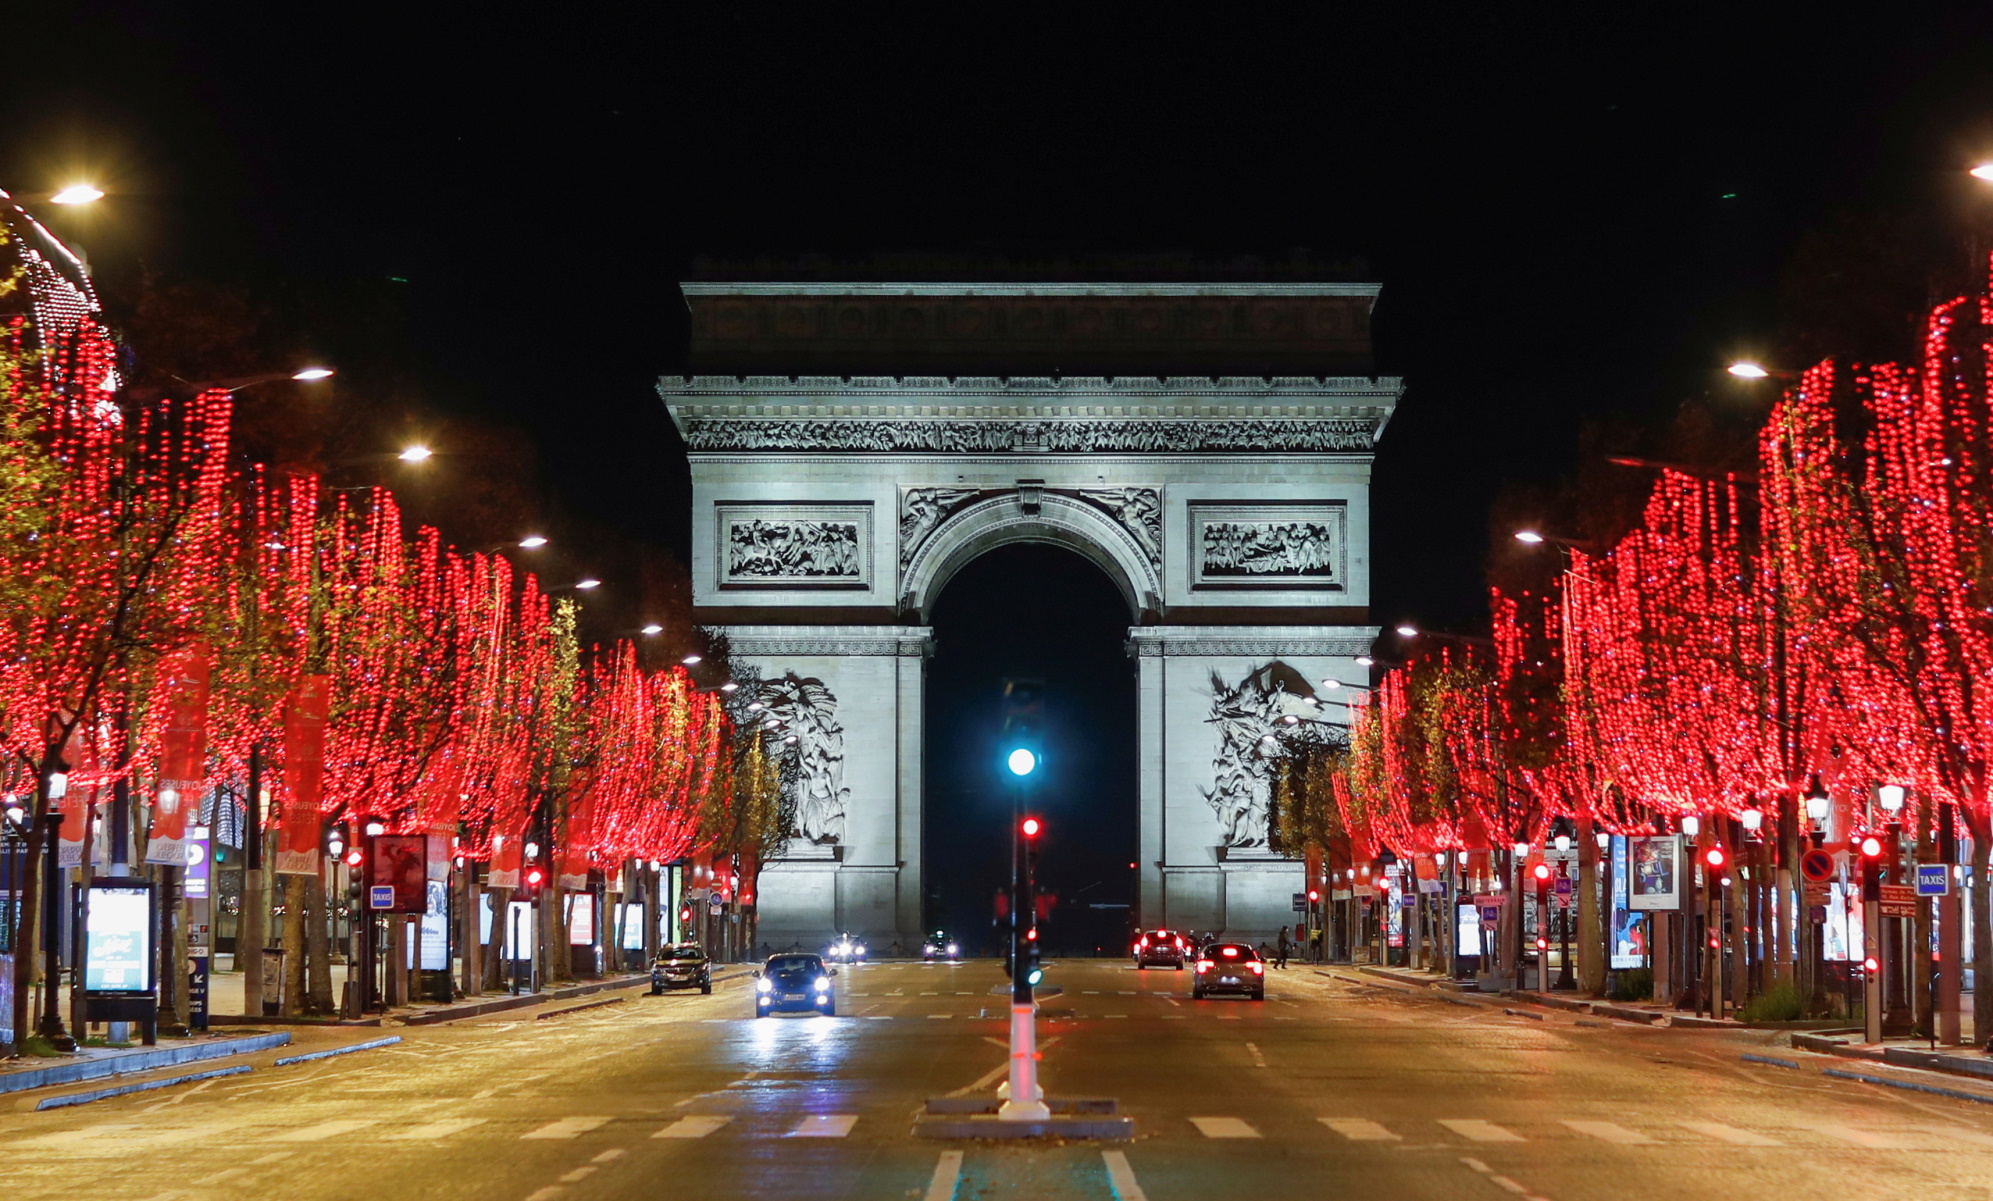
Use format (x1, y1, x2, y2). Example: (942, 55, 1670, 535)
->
(900, 492, 1163, 624)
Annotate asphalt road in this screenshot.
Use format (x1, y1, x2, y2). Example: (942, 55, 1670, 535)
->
(6, 959, 1993, 1200)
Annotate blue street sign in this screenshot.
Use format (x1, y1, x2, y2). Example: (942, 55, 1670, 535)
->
(369, 884, 395, 910)
(1916, 864, 1950, 897)
(1554, 877, 1572, 896)
(1479, 905, 1501, 924)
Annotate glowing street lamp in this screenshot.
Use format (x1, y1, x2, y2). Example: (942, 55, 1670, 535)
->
(49, 185, 104, 205)
(291, 367, 335, 381)
(1394, 624, 1418, 638)
(640, 624, 663, 636)
(1972, 163, 1993, 182)
(573, 578, 601, 591)
(398, 444, 433, 463)
(517, 534, 548, 549)
(1727, 361, 1770, 379)
(1513, 530, 1545, 544)
(1878, 784, 1907, 816)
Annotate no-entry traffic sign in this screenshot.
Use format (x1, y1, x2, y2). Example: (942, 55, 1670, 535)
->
(1799, 849, 1835, 883)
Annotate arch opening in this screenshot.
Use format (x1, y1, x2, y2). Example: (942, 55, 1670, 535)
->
(922, 543, 1138, 957)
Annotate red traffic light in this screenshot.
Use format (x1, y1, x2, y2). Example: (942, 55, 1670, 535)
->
(1705, 846, 1727, 869)
(1307, 889, 1320, 902)
(1531, 862, 1553, 883)
(1025, 927, 1038, 942)
(1535, 937, 1548, 950)
(525, 866, 546, 886)
(1859, 834, 1885, 859)
(342, 847, 363, 869)
(1020, 816, 1042, 838)
(1862, 956, 1879, 974)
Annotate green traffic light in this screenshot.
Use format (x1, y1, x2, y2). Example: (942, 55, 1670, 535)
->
(1007, 748, 1038, 776)
(1026, 968, 1044, 986)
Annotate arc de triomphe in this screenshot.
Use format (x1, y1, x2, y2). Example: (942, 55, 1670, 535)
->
(663, 273, 1397, 949)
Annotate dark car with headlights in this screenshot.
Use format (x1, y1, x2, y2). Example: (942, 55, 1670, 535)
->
(1134, 929, 1187, 970)
(1192, 941, 1265, 1000)
(922, 932, 961, 962)
(756, 953, 836, 1016)
(649, 943, 712, 995)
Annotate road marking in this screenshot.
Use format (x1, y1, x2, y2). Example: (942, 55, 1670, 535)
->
(1105, 1014, 1127, 1019)
(956, 991, 975, 996)
(1118, 990, 1136, 996)
(1796, 1122, 1919, 1149)
(1101, 1150, 1148, 1201)
(1563, 1120, 1654, 1145)
(653, 1116, 730, 1139)
(1190, 1116, 1261, 1139)
(923, 1150, 964, 1201)
(1679, 1120, 1780, 1146)
(1460, 1156, 1551, 1201)
(1320, 1118, 1399, 1141)
(1245, 1042, 1267, 1067)
(525, 1188, 563, 1201)
(7, 1124, 137, 1148)
(920, 991, 940, 996)
(867, 1015, 894, 1020)
(251, 1153, 295, 1164)
(788, 1114, 858, 1138)
(1438, 1119, 1523, 1143)
(1919, 1125, 1993, 1148)
(592, 1149, 627, 1162)
(390, 1118, 489, 1140)
(928, 1013, 952, 1019)
(1215, 1014, 1241, 1021)
(558, 1167, 597, 1183)
(522, 1117, 611, 1140)
(1083, 990, 1101, 995)
(1162, 1014, 1187, 1019)
(274, 1119, 379, 1142)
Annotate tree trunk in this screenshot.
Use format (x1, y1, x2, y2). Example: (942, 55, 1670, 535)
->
(484, 887, 510, 991)
(305, 874, 335, 1014)
(543, 889, 570, 983)
(1775, 800, 1798, 989)
(13, 822, 44, 1048)
(158, 867, 189, 1035)
(281, 875, 306, 1016)
(460, 868, 481, 997)
(1968, 808, 1992, 1047)
(1577, 812, 1605, 996)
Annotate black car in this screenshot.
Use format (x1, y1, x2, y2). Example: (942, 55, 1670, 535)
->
(1192, 941, 1266, 1000)
(650, 943, 712, 994)
(922, 932, 961, 962)
(756, 952, 837, 1016)
(1134, 929, 1187, 970)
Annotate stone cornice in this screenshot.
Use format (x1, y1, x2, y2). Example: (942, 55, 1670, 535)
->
(1125, 625, 1378, 658)
(662, 374, 1401, 400)
(682, 281, 1381, 300)
(722, 624, 934, 658)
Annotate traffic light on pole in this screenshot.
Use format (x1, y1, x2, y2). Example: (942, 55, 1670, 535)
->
(1859, 830, 1885, 901)
(1002, 678, 1045, 778)
(520, 863, 546, 903)
(1023, 923, 1043, 987)
(1704, 845, 1727, 871)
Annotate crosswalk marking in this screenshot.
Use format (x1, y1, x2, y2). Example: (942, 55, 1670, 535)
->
(1438, 1119, 1523, 1143)
(389, 1118, 489, 1140)
(928, 1014, 952, 1019)
(1679, 1121, 1780, 1146)
(1797, 1123, 1921, 1149)
(788, 1114, 858, 1138)
(1321, 1118, 1399, 1141)
(1920, 1126, 1993, 1148)
(1564, 1120, 1655, 1145)
(1101, 1150, 1149, 1201)
(275, 1119, 379, 1142)
(653, 1116, 731, 1139)
(924, 1151, 964, 1201)
(1190, 1116, 1262, 1139)
(522, 1117, 610, 1140)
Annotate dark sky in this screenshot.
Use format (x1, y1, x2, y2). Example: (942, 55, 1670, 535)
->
(6, 8, 1993, 927)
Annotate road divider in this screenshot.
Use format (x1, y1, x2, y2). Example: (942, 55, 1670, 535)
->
(273, 1036, 402, 1066)
(34, 1064, 253, 1110)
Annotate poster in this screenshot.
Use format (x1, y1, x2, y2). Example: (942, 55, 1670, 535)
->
(1627, 835, 1682, 911)
(419, 880, 449, 971)
(84, 882, 154, 993)
(1609, 835, 1648, 968)
(1455, 904, 1483, 956)
(620, 903, 645, 951)
(369, 835, 427, 913)
(1824, 881, 1857, 962)
(566, 892, 595, 946)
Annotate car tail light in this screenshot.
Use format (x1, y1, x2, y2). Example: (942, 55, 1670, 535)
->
(1249, 962, 1264, 975)
(1137, 937, 1148, 950)
(1196, 959, 1213, 971)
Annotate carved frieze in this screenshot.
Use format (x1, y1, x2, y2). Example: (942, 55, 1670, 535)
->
(899, 487, 978, 569)
(1201, 662, 1339, 849)
(717, 503, 872, 589)
(680, 417, 1379, 454)
(1188, 503, 1346, 591)
(1077, 487, 1161, 565)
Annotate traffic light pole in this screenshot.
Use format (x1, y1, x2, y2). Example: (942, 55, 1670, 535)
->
(998, 779, 1048, 1122)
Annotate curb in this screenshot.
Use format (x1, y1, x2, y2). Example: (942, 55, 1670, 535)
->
(0, 1031, 291, 1096)
(33, 1064, 253, 1111)
(273, 1035, 402, 1066)
(536, 997, 626, 1020)
(1824, 1067, 1993, 1106)
(1741, 1053, 1802, 1070)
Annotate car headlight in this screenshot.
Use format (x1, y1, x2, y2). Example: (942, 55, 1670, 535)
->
(756, 978, 773, 993)
(814, 976, 830, 992)
(854, 946, 865, 957)
(946, 943, 958, 955)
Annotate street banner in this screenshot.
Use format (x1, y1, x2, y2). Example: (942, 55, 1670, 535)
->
(0, 952, 12, 1051)
(146, 643, 212, 865)
(276, 676, 330, 876)
(1627, 835, 1682, 911)
(559, 784, 594, 893)
(487, 831, 521, 890)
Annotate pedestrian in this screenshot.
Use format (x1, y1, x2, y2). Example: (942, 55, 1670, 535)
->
(1276, 925, 1291, 969)
(1309, 925, 1324, 964)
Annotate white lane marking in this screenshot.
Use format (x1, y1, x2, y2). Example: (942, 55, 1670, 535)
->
(525, 1188, 563, 1201)
(1102, 1150, 1149, 1201)
(1245, 1041, 1267, 1068)
(274, 1119, 379, 1142)
(1679, 1120, 1780, 1146)
(1118, 991, 1136, 996)
(1488, 1177, 1530, 1195)
(923, 1150, 964, 1201)
(920, 991, 940, 996)
(592, 1149, 627, 1162)
(1563, 1120, 1655, 1145)
(251, 1153, 294, 1164)
(788, 1114, 858, 1138)
(1795, 1122, 1919, 1149)
(653, 1116, 731, 1139)
(1460, 1157, 1551, 1201)
(390, 1118, 489, 1140)
(1215, 1014, 1242, 1021)
(1105, 1014, 1127, 1019)
(1190, 1116, 1261, 1139)
(559, 1166, 598, 1183)
(7, 1124, 137, 1148)
(1320, 1118, 1399, 1141)
(522, 1117, 611, 1140)
(1082, 990, 1101, 995)
(867, 1015, 894, 1020)
(1438, 1119, 1523, 1143)
(956, 991, 975, 996)
(928, 1013, 952, 1019)
(1920, 1125, 1993, 1148)
(1162, 1015, 1187, 1019)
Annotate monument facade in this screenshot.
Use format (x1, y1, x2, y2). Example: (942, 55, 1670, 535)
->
(664, 269, 1397, 949)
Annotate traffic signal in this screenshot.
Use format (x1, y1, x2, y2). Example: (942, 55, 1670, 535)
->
(1022, 926, 1043, 987)
(1858, 830, 1884, 901)
(1531, 861, 1553, 886)
(1704, 845, 1727, 870)
(1002, 678, 1045, 778)
(1021, 816, 1042, 839)
(520, 864, 547, 902)
(1307, 889, 1320, 903)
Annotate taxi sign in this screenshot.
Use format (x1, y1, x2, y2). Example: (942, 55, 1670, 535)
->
(369, 885, 395, 910)
(1916, 864, 1951, 897)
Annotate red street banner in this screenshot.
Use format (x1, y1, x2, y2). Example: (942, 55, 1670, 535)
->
(276, 675, 331, 876)
(146, 643, 212, 865)
(487, 830, 521, 890)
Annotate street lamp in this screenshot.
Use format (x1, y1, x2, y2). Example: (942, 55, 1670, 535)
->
(1007, 748, 1038, 777)
(1878, 784, 1907, 816)
(640, 624, 663, 636)
(1727, 361, 1770, 379)
(1680, 814, 1701, 838)
(1395, 623, 1418, 638)
(1513, 530, 1544, 544)
(398, 444, 433, 463)
(682, 653, 702, 665)
(291, 367, 334, 381)
(49, 185, 105, 205)
(1972, 163, 1993, 182)
(516, 534, 548, 549)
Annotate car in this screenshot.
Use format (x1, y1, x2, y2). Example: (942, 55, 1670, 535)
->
(1192, 941, 1266, 1000)
(826, 933, 867, 964)
(650, 943, 712, 995)
(922, 932, 961, 962)
(757, 953, 837, 1016)
(1134, 928, 1187, 970)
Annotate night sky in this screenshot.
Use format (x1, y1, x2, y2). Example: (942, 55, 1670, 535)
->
(6, 8, 1993, 930)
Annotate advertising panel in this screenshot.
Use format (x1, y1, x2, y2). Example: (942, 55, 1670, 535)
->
(1627, 835, 1682, 911)
(369, 835, 427, 913)
(1609, 835, 1648, 968)
(1455, 904, 1483, 956)
(84, 881, 154, 993)
(419, 880, 450, 971)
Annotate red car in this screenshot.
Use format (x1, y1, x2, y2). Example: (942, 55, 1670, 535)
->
(1134, 929, 1188, 970)
(1193, 942, 1265, 1000)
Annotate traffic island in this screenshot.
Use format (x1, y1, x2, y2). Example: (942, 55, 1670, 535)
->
(914, 1096, 1134, 1140)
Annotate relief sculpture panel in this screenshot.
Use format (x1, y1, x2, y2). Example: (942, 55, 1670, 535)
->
(1188, 503, 1345, 591)
(717, 503, 872, 589)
